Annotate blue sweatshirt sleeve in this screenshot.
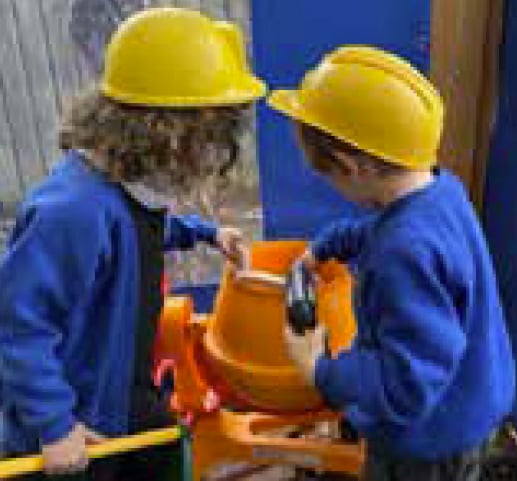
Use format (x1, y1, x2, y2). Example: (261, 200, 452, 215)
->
(315, 242, 467, 431)
(163, 214, 218, 251)
(312, 216, 372, 263)
(0, 202, 108, 445)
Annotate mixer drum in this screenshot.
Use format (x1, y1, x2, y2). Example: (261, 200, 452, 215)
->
(203, 241, 356, 412)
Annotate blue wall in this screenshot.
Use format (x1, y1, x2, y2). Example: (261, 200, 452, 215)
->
(484, 1, 517, 420)
(251, 0, 431, 239)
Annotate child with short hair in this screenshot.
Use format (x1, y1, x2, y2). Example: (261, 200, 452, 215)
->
(273, 46, 515, 481)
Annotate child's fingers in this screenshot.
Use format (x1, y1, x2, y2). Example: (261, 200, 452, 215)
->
(84, 429, 106, 445)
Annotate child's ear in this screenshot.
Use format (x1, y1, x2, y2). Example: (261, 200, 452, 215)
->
(331, 149, 358, 178)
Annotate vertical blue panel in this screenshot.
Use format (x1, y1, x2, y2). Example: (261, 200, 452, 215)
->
(484, 2, 517, 420)
(251, 0, 431, 239)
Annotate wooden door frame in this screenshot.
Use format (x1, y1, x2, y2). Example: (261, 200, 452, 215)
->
(431, 0, 506, 211)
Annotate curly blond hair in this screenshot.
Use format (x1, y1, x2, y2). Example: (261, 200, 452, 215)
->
(59, 90, 250, 194)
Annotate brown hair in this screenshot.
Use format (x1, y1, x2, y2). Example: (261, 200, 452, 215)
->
(297, 123, 405, 177)
(59, 89, 250, 193)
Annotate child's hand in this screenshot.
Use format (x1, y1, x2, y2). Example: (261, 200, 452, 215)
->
(42, 423, 104, 475)
(284, 324, 327, 386)
(300, 249, 318, 275)
(216, 227, 247, 268)
(84, 426, 106, 445)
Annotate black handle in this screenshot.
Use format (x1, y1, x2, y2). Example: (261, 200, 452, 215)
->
(286, 261, 317, 335)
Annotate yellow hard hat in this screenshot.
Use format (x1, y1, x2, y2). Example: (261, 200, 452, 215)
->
(268, 46, 444, 169)
(101, 7, 266, 107)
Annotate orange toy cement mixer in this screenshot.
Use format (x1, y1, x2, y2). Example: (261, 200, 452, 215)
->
(0, 241, 363, 480)
(155, 240, 365, 479)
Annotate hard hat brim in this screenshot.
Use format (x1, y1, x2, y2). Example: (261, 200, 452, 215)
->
(268, 89, 367, 152)
(268, 89, 316, 125)
(102, 76, 267, 108)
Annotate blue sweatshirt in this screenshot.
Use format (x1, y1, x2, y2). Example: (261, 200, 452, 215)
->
(0, 151, 217, 454)
(313, 169, 515, 459)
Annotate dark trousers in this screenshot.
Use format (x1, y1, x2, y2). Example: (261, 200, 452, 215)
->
(361, 444, 484, 481)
